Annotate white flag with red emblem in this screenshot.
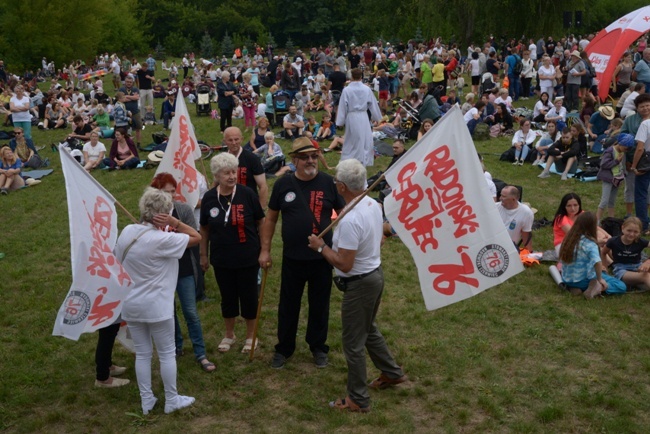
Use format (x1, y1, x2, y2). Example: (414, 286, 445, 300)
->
(53, 147, 133, 340)
(383, 106, 524, 311)
(154, 91, 201, 209)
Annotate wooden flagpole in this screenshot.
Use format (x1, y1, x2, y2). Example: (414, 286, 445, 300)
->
(248, 265, 270, 362)
(316, 173, 387, 239)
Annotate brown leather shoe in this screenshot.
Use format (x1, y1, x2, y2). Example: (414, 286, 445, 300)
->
(368, 373, 408, 390)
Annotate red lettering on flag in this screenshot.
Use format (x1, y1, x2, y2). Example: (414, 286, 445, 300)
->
(87, 286, 120, 326)
(427, 246, 479, 295)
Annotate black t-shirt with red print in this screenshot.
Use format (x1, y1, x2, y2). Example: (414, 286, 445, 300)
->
(268, 172, 345, 261)
(200, 184, 265, 268)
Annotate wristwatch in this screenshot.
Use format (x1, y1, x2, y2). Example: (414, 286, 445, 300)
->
(317, 245, 324, 254)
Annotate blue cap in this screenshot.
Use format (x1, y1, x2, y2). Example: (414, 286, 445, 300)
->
(617, 133, 636, 148)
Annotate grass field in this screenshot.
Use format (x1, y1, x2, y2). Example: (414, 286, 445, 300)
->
(2, 71, 650, 433)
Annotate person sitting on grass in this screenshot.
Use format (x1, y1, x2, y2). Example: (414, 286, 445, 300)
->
(282, 105, 304, 140)
(83, 131, 106, 172)
(67, 115, 93, 143)
(315, 113, 334, 141)
(602, 217, 650, 293)
(538, 128, 579, 181)
(304, 115, 319, 136)
(9, 127, 42, 169)
(307, 93, 324, 112)
(254, 131, 285, 175)
(559, 212, 626, 299)
(0, 146, 25, 194)
(103, 128, 140, 170)
(44, 101, 66, 129)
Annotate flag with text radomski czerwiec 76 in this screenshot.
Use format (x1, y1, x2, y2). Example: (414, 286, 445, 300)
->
(383, 105, 524, 311)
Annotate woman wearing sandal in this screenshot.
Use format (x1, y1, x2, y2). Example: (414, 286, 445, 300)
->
(151, 173, 216, 373)
(200, 152, 265, 354)
(308, 159, 406, 413)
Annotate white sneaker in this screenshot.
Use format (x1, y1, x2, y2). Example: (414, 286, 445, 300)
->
(538, 171, 550, 179)
(143, 397, 158, 415)
(531, 159, 540, 166)
(561, 174, 568, 181)
(512, 160, 519, 165)
(164, 395, 195, 414)
(518, 159, 524, 166)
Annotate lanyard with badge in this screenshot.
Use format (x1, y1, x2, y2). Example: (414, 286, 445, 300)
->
(217, 185, 236, 227)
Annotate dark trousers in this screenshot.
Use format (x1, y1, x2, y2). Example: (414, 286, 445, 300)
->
(183, 66, 189, 78)
(565, 84, 580, 112)
(522, 77, 532, 98)
(635, 169, 650, 230)
(220, 108, 233, 132)
(95, 323, 120, 381)
(275, 257, 332, 357)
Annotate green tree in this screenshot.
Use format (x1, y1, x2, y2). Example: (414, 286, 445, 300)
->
(201, 32, 214, 58)
(221, 31, 234, 56)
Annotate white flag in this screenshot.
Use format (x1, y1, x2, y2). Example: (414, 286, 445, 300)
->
(383, 106, 524, 311)
(154, 91, 201, 209)
(52, 147, 132, 340)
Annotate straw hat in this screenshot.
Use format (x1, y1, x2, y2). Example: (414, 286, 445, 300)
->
(147, 150, 165, 163)
(289, 137, 318, 155)
(598, 105, 615, 120)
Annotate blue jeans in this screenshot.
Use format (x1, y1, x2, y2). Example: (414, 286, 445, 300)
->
(174, 275, 207, 361)
(508, 74, 520, 101)
(634, 169, 650, 230)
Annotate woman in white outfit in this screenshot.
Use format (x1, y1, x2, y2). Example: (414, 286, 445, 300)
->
(114, 187, 201, 415)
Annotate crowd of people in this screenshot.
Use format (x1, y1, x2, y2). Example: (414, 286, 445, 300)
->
(5, 30, 650, 415)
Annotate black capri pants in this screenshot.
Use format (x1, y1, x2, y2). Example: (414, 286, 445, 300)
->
(213, 264, 259, 319)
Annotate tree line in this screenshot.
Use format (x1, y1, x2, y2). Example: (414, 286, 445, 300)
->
(0, 0, 646, 72)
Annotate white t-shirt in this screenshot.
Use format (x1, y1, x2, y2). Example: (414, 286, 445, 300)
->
(621, 91, 640, 118)
(496, 203, 534, 246)
(83, 141, 106, 161)
(10, 95, 32, 122)
(484, 171, 497, 200)
(545, 106, 567, 122)
(332, 195, 382, 277)
(115, 224, 188, 323)
(635, 119, 650, 151)
(533, 100, 551, 118)
(192, 173, 208, 230)
(470, 59, 480, 76)
(464, 107, 479, 123)
(529, 43, 537, 60)
(538, 64, 555, 88)
(512, 129, 537, 146)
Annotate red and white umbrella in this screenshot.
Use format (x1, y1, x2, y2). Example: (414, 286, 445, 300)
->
(586, 6, 650, 102)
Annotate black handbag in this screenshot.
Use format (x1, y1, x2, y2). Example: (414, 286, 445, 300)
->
(636, 151, 650, 173)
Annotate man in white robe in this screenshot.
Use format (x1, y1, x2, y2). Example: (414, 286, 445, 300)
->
(336, 68, 382, 166)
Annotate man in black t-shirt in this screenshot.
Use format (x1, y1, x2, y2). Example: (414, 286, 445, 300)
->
(67, 115, 93, 142)
(259, 137, 345, 370)
(136, 63, 155, 113)
(347, 47, 361, 71)
(224, 126, 268, 209)
(119, 75, 142, 144)
(327, 63, 347, 119)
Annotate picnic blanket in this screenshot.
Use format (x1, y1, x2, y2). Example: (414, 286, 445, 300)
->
(22, 169, 54, 180)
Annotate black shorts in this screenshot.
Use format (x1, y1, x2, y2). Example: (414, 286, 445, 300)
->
(471, 75, 480, 86)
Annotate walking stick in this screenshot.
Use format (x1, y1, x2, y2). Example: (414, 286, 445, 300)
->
(249, 265, 269, 362)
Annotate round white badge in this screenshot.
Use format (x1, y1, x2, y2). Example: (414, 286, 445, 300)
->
(210, 207, 220, 218)
(285, 192, 296, 203)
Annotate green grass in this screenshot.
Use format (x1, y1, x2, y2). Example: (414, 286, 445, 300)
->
(2, 73, 650, 433)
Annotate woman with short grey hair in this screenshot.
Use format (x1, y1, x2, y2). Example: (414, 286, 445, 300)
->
(217, 71, 238, 133)
(200, 152, 265, 353)
(114, 187, 201, 415)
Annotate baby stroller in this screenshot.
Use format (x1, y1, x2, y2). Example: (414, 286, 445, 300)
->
(479, 72, 496, 95)
(196, 84, 212, 116)
(273, 91, 291, 127)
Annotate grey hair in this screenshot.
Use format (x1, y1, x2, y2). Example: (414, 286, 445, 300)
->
(241, 71, 252, 81)
(221, 71, 230, 80)
(139, 187, 173, 223)
(335, 159, 366, 192)
(210, 152, 239, 176)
